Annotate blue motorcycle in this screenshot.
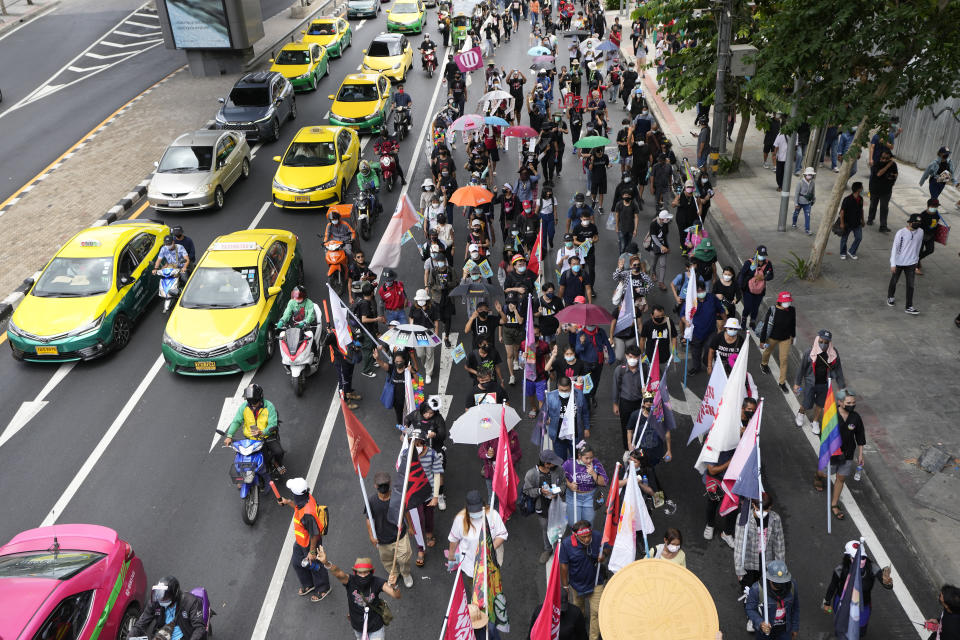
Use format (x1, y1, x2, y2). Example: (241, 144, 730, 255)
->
(221, 436, 277, 525)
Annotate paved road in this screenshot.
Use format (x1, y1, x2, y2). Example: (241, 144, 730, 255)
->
(0, 9, 937, 640)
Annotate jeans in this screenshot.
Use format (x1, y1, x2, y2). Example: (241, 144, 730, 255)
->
(541, 215, 556, 248)
(385, 309, 407, 324)
(929, 180, 947, 200)
(651, 250, 667, 283)
(840, 227, 862, 256)
(888, 265, 916, 308)
(741, 291, 764, 328)
(867, 190, 892, 227)
(792, 202, 812, 232)
(618, 230, 634, 255)
(566, 490, 596, 527)
(334, 359, 355, 393)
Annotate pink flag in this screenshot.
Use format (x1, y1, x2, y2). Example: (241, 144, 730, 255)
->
(719, 400, 763, 516)
(529, 544, 562, 640)
(443, 571, 474, 640)
(454, 46, 484, 72)
(369, 194, 420, 273)
(491, 406, 519, 520)
(645, 342, 660, 393)
(524, 294, 537, 382)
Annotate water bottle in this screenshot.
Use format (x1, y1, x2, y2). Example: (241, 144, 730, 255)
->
(854, 465, 863, 482)
(641, 474, 649, 486)
(301, 556, 322, 571)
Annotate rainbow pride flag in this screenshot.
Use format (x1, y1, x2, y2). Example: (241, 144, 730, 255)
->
(818, 381, 842, 470)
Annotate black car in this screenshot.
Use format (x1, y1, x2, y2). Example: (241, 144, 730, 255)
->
(215, 71, 297, 142)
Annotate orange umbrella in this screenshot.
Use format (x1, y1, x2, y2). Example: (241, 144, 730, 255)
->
(449, 185, 494, 207)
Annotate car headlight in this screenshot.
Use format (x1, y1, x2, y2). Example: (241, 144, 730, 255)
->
(298, 71, 313, 79)
(273, 178, 294, 192)
(229, 327, 259, 350)
(393, 62, 402, 70)
(254, 110, 275, 124)
(191, 183, 216, 195)
(66, 313, 105, 337)
(7, 319, 23, 337)
(162, 330, 183, 351)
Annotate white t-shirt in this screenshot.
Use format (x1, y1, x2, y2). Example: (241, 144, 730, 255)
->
(556, 246, 578, 274)
(774, 133, 788, 162)
(447, 509, 508, 577)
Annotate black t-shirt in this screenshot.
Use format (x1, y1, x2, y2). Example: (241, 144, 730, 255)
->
(813, 352, 833, 385)
(615, 200, 640, 234)
(365, 495, 405, 544)
(589, 154, 609, 181)
(833, 410, 866, 461)
(552, 357, 588, 380)
(354, 298, 379, 333)
(501, 302, 525, 328)
(709, 333, 745, 372)
(573, 222, 599, 248)
(639, 318, 675, 363)
(410, 304, 437, 327)
(466, 348, 502, 377)
(471, 312, 501, 347)
(466, 382, 509, 407)
(345, 575, 388, 632)
(559, 270, 588, 305)
(869, 160, 898, 193)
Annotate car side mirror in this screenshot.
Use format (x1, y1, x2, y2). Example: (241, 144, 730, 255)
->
(218, 97, 225, 104)
(269, 58, 274, 63)
(341, 153, 352, 161)
(328, 94, 335, 100)
(301, 29, 306, 34)
(362, 49, 367, 53)
(273, 155, 282, 162)
(267, 286, 282, 298)
(119, 275, 133, 287)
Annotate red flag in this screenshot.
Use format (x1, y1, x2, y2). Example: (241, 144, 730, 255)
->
(645, 342, 661, 393)
(528, 221, 543, 275)
(342, 398, 380, 477)
(529, 544, 562, 640)
(444, 571, 474, 640)
(491, 406, 519, 520)
(600, 462, 622, 547)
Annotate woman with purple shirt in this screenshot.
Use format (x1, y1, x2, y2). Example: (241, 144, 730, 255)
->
(562, 442, 608, 526)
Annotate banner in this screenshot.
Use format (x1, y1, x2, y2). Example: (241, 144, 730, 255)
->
(454, 46, 484, 72)
(327, 284, 353, 355)
(342, 398, 380, 477)
(529, 544, 562, 640)
(472, 517, 510, 631)
(443, 570, 474, 640)
(688, 357, 727, 444)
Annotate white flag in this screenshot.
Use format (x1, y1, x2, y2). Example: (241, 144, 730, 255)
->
(608, 462, 654, 573)
(688, 355, 727, 444)
(683, 266, 698, 340)
(327, 284, 352, 355)
(558, 390, 577, 441)
(694, 342, 749, 473)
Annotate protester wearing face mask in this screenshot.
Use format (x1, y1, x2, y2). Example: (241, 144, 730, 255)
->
(277, 477, 331, 601)
(465, 339, 504, 385)
(559, 520, 610, 640)
(466, 369, 510, 408)
(823, 540, 893, 637)
(646, 210, 673, 288)
(639, 304, 677, 369)
(409, 290, 441, 385)
(813, 389, 864, 520)
(447, 490, 508, 592)
(363, 472, 416, 589)
(544, 376, 591, 460)
(744, 560, 800, 640)
(405, 430, 444, 566)
(612, 345, 646, 449)
(671, 179, 700, 252)
(708, 317, 746, 377)
(377, 351, 416, 427)
(318, 548, 402, 640)
(478, 422, 522, 498)
(737, 245, 774, 331)
(537, 284, 564, 340)
(713, 266, 742, 324)
(687, 282, 726, 376)
(563, 442, 608, 527)
(548, 344, 589, 385)
(735, 495, 786, 616)
(130, 575, 207, 639)
(497, 293, 527, 385)
(648, 528, 686, 566)
(887, 213, 924, 315)
(559, 256, 593, 305)
(504, 254, 537, 298)
(759, 292, 797, 391)
(465, 300, 501, 350)
(793, 329, 846, 434)
(575, 323, 614, 407)
(555, 233, 579, 275)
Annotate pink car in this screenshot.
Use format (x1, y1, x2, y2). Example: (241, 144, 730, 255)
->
(0, 524, 147, 640)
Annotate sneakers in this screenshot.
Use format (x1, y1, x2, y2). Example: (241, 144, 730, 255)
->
(833, 167, 840, 173)
(805, 230, 813, 236)
(791, 223, 797, 229)
(513, 360, 521, 371)
(762, 162, 769, 169)
(779, 382, 789, 392)
(810, 421, 821, 435)
(759, 363, 771, 374)
(886, 297, 895, 307)
(403, 574, 414, 588)
(840, 253, 847, 260)
(437, 494, 446, 511)
(508, 374, 516, 385)
(794, 411, 804, 428)
(361, 370, 377, 378)
(720, 533, 735, 549)
(850, 253, 858, 260)
(538, 550, 552, 564)
(703, 525, 715, 540)
(746, 620, 755, 633)
(425, 374, 432, 384)
(905, 306, 920, 315)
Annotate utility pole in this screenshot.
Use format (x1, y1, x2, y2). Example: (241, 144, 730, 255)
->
(709, 0, 733, 170)
(777, 76, 801, 232)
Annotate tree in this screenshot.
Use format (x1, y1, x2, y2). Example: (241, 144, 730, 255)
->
(750, 0, 960, 279)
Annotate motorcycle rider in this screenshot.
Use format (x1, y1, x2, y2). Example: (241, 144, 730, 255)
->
(224, 384, 286, 475)
(389, 84, 413, 140)
(276, 285, 317, 330)
(356, 160, 382, 217)
(152, 234, 190, 274)
(418, 33, 437, 69)
(375, 129, 407, 186)
(323, 210, 356, 255)
(130, 575, 207, 640)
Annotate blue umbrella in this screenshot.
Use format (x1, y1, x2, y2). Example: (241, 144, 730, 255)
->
(528, 45, 551, 56)
(596, 41, 619, 52)
(484, 115, 510, 126)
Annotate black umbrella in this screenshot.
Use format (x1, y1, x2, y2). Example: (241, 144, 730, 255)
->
(449, 280, 500, 300)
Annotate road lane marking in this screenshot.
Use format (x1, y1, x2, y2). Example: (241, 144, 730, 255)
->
(0, 362, 76, 449)
(40, 355, 165, 527)
(209, 369, 258, 452)
(357, 19, 367, 30)
(250, 389, 342, 640)
(250, 142, 263, 159)
(113, 29, 162, 37)
(128, 200, 150, 219)
(0, 332, 6, 345)
(249, 202, 271, 230)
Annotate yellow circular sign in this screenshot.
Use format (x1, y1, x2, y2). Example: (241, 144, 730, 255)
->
(599, 559, 719, 640)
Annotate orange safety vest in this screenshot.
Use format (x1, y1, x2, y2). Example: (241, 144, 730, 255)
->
(293, 494, 321, 548)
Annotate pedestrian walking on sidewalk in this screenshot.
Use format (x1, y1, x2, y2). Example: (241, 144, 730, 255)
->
(772, 129, 789, 190)
(867, 149, 898, 231)
(737, 245, 773, 331)
(822, 540, 893, 637)
(735, 495, 786, 595)
(887, 213, 924, 314)
(280, 477, 331, 602)
(917, 198, 944, 275)
(924, 584, 960, 640)
(838, 182, 866, 259)
(793, 329, 846, 435)
(761, 114, 781, 170)
(745, 560, 800, 639)
(758, 292, 796, 391)
(792, 167, 817, 235)
(919, 146, 958, 200)
(316, 548, 402, 640)
(364, 472, 415, 588)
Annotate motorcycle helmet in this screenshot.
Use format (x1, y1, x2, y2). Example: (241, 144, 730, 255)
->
(291, 285, 306, 302)
(359, 160, 371, 175)
(152, 576, 181, 607)
(243, 383, 264, 405)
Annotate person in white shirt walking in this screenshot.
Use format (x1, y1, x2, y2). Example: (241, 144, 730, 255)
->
(887, 213, 924, 315)
(773, 130, 789, 190)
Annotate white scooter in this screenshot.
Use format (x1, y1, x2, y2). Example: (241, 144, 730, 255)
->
(277, 303, 323, 396)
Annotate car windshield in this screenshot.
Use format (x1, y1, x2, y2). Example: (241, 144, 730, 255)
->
(394, 3, 418, 11)
(32, 257, 113, 297)
(276, 49, 310, 65)
(0, 551, 105, 580)
(158, 145, 213, 173)
(283, 141, 338, 167)
(180, 266, 259, 309)
(337, 83, 379, 102)
(308, 22, 335, 34)
(229, 86, 270, 107)
(367, 40, 398, 57)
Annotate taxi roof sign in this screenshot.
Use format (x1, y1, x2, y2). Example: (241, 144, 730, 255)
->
(79, 239, 102, 247)
(211, 241, 260, 251)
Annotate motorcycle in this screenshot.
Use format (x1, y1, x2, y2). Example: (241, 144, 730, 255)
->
(219, 436, 281, 525)
(393, 105, 411, 141)
(375, 140, 399, 192)
(157, 266, 181, 313)
(278, 306, 323, 396)
(324, 238, 349, 296)
(355, 189, 381, 240)
(422, 49, 437, 77)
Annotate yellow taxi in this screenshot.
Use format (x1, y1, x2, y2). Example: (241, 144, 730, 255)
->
(161, 230, 303, 375)
(7, 221, 168, 362)
(361, 33, 413, 83)
(271, 125, 360, 208)
(269, 42, 329, 92)
(301, 16, 353, 58)
(386, 0, 426, 33)
(328, 73, 392, 133)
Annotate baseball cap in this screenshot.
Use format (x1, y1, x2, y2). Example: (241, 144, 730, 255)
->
(511, 254, 526, 265)
(766, 560, 792, 583)
(466, 489, 484, 513)
(756, 245, 769, 256)
(468, 243, 479, 252)
(286, 477, 309, 495)
(844, 540, 867, 558)
(563, 233, 573, 241)
(817, 329, 833, 341)
(658, 210, 673, 220)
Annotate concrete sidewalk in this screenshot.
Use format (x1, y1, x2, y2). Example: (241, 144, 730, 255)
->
(615, 17, 960, 588)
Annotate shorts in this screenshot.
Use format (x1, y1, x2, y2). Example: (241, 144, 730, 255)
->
(503, 326, 524, 345)
(525, 378, 548, 400)
(620, 154, 633, 166)
(763, 141, 775, 154)
(488, 146, 500, 162)
(806, 383, 829, 410)
(829, 457, 855, 477)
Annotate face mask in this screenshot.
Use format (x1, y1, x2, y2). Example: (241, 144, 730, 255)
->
(697, 292, 706, 300)
(417, 300, 427, 307)
(754, 509, 768, 519)
(743, 410, 756, 420)
(516, 266, 526, 273)
(442, 171, 449, 177)
(470, 251, 480, 259)
(544, 291, 554, 299)
(436, 260, 446, 267)
(726, 328, 738, 336)
(469, 511, 484, 520)
(653, 316, 665, 324)
(757, 255, 767, 262)
(471, 274, 481, 281)
(355, 574, 374, 588)
(844, 404, 856, 412)
(701, 177, 708, 183)
(159, 599, 173, 608)
(572, 265, 581, 273)
(929, 207, 938, 213)
(331, 220, 339, 226)
(626, 357, 639, 367)
(721, 274, 732, 282)
(479, 311, 488, 318)
(564, 354, 575, 363)
(666, 544, 680, 553)
(565, 242, 574, 249)
(585, 325, 595, 331)
(685, 187, 694, 193)
(818, 341, 829, 350)
(558, 390, 571, 398)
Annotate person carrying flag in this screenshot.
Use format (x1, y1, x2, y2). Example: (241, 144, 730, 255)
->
(522, 322, 552, 418)
(822, 540, 893, 637)
(813, 389, 864, 520)
(745, 560, 800, 640)
(364, 472, 416, 589)
(734, 495, 787, 614)
(315, 547, 402, 640)
(794, 329, 846, 435)
(446, 490, 508, 592)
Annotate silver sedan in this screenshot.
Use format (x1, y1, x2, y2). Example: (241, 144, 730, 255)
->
(148, 130, 252, 211)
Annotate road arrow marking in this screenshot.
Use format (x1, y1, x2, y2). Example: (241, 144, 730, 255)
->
(435, 332, 458, 419)
(0, 362, 76, 449)
(209, 369, 257, 452)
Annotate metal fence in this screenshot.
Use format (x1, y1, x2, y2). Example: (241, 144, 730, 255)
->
(891, 97, 960, 168)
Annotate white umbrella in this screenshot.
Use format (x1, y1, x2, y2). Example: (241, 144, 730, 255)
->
(478, 90, 514, 113)
(449, 403, 522, 444)
(379, 324, 441, 349)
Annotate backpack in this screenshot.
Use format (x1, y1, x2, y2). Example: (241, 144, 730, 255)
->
(317, 504, 330, 535)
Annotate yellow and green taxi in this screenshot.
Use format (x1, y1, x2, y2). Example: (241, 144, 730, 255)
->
(161, 230, 303, 375)
(7, 221, 168, 362)
(271, 125, 360, 208)
(360, 33, 413, 82)
(301, 16, 353, 58)
(269, 42, 329, 92)
(386, 0, 426, 33)
(328, 73, 392, 133)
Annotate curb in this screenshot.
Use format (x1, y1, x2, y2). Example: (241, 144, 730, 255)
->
(0, 0, 60, 38)
(92, 180, 151, 227)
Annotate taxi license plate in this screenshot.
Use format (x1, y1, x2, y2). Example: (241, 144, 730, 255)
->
(167, 200, 183, 207)
(36, 346, 58, 355)
(295, 195, 310, 203)
(194, 361, 216, 371)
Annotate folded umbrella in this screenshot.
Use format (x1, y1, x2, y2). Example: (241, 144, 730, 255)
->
(450, 113, 485, 132)
(449, 185, 494, 207)
(555, 303, 615, 326)
(503, 125, 538, 139)
(531, 60, 555, 71)
(379, 324, 442, 349)
(450, 403, 522, 444)
(573, 135, 611, 149)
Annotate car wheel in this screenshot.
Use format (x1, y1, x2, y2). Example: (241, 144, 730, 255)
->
(241, 157, 251, 180)
(289, 99, 298, 121)
(269, 118, 280, 142)
(213, 186, 225, 210)
(117, 604, 140, 640)
(264, 326, 277, 359)
(112, 314, 132, 351)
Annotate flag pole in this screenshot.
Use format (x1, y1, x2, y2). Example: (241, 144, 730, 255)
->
(595, 461, 621, 586)
(755, 407, 769, 626)
(826, 380, 833, 535)
(437, 563, 464, 640)
(358, 464, 378, 542)
(391, 443, 416, 577)
(573, 456, 579, 525)
(683, 339, 689, 388)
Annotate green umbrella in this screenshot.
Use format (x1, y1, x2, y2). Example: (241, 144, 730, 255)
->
(573, 136, 611, 149)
